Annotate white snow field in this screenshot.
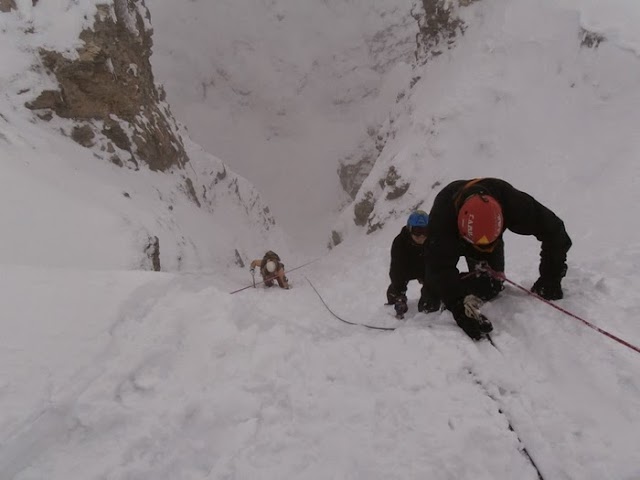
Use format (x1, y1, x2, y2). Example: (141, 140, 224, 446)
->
(2, 0, 640, 479)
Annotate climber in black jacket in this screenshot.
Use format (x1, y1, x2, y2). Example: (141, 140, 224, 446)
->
(387, 210, 441, 317)
(424, 178, 572, 340)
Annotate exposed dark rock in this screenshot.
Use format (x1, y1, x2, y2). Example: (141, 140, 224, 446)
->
(338, 153, 376, 199)
(0, 0, 16, 12)
(110, 155, 123, 167)
(383, 166, 401, 186)
(337, 125, 388, 199)
(25, 90, 62, 110)
(327, 229, 344, 250)
(386, 183, 410, 200)
(183, 177, 201, 207)
(144, 235, 161, 271)
(381, 166, 410, 200)
(71, 124, 95, 147)
(580, 28, 605, 49)
(354, 191, 376, 226)
(234, 249, 245, 268)
(102, 119, 130, 151)
(26, 1, 188, 172)
(331, 230, 342, 247)
(36, 111, 53, 122)
(413, 0, 466, 65)
(367, 221, 384, 234)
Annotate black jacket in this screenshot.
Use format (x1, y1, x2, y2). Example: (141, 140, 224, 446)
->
(389, 226, 426, 294)
(425, 178, 572, 307)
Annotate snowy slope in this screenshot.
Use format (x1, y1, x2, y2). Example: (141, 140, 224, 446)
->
(2, 233, 639, 479)
(146, 0, 418, 251)
(335, 0, 640, 259)
(2, 0, 640, 479)
(0, 2, 291, 272)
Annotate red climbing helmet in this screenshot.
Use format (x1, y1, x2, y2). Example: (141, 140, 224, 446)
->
(457, 194, 503, 251)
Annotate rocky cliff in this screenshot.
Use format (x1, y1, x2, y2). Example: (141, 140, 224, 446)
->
(0, 0, 280, 271)
(25, 0, 187, 172)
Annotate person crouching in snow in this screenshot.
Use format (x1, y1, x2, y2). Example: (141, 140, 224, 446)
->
(424, 177, 572, 340)
(250, 251, 290, 289)
(387, 210, 441, 317)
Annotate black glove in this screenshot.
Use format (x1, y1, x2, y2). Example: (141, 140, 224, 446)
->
(394, 299, 408, 317)
(450, 295, 493, 340)
(386, 285, 407, 305)
(531, 277, 563, 300)
(418, 294, 441, 313)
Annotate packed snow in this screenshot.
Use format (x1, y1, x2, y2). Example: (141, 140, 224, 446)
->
(1, 0, 640, 479)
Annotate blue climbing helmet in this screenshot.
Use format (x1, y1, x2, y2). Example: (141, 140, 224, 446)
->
(407, 210, 429, 236)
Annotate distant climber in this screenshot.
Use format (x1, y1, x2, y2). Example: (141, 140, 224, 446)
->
(250, 250, 290, 289)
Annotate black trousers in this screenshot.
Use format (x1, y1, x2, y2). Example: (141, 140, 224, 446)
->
(459, 240, 505, 301)
(386, 278, 440, 304)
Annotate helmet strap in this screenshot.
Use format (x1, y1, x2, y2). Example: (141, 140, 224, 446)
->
(454, 178, 487, 210)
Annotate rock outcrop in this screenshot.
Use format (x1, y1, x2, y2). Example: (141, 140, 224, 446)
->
(0, 0, 17, 13)
(26, 0, 188, 171)
(336, 0, 466, 207)
(328, 0, 468, 248)
(413, 0, 467, 65)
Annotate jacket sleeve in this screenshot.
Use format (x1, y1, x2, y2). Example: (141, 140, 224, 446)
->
(250, 259, 261, 269)
(424, 192, 467, 308)
(499, 183, 572, 280)
(389, 233, 409, 294)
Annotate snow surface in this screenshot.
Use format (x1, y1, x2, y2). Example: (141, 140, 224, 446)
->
(332, 0, 640, 259)
(147, 0, 418, 252)
(2, 0, 640, 479)
(562, 0, 640, 55)
(0, 1, 291, 271)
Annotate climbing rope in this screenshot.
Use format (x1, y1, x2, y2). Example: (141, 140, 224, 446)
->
(475, 264, 640, 355)
(229, 257, 321, 294)
(305, 276, 397, 331)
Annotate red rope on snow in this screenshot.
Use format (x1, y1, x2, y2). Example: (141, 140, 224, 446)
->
(476, 264, 640, 355)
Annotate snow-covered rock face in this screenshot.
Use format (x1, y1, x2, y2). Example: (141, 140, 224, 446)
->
(332, 0, 640, 255)
(0, 0, 15, 13)
(0, 0, 286, 271)
(146, 0, 420, 251)
(330, 0, 468, 244)
(145, 0, 472, 250)
(414, 0, 467, 66)
(25, 1, 187, 172)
